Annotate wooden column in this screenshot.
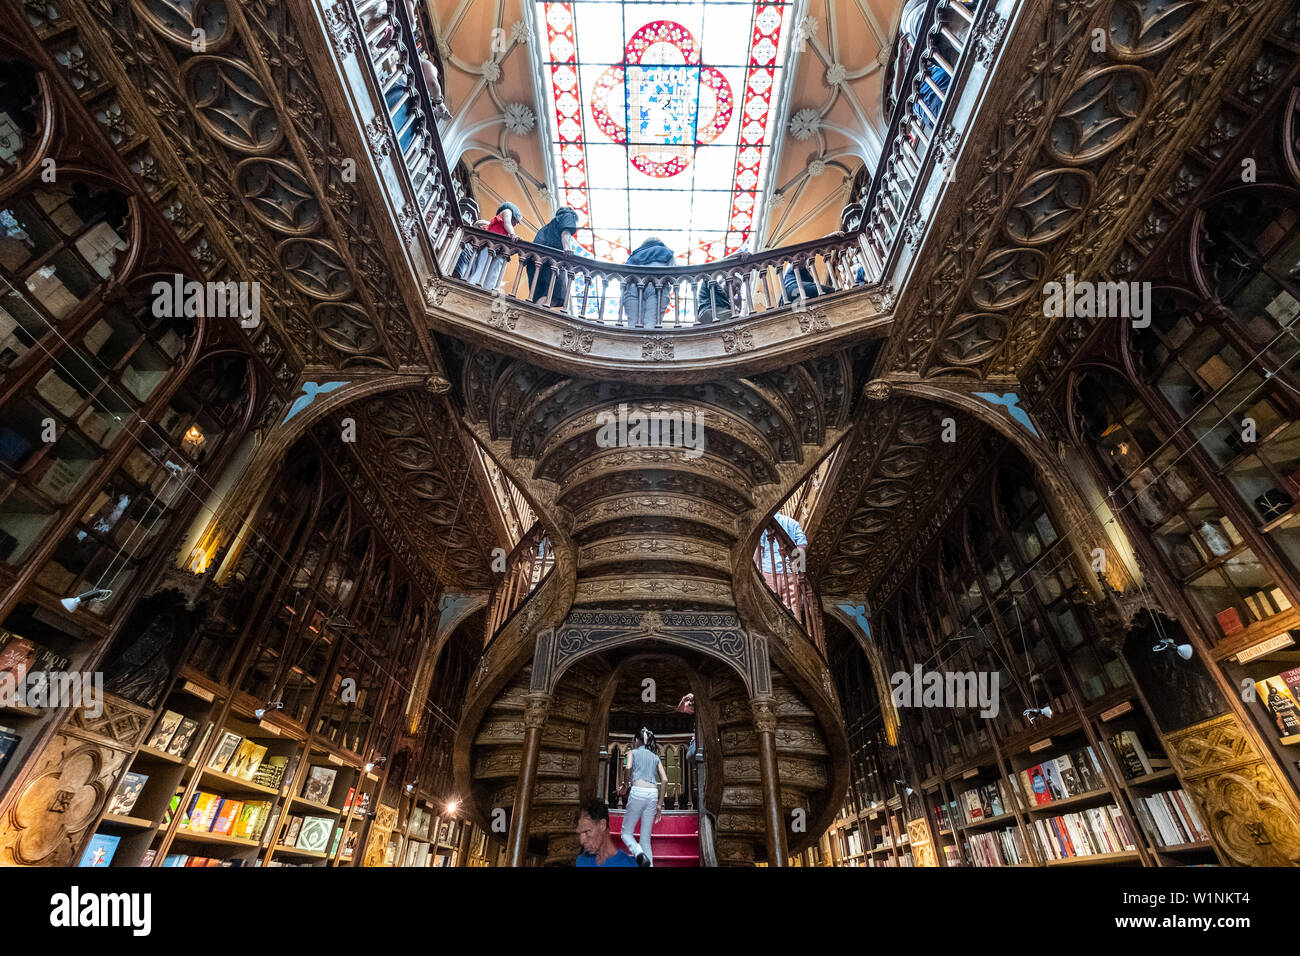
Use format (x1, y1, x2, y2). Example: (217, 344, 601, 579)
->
(751, 696, 787, 866)
(504, 692, 549, 867)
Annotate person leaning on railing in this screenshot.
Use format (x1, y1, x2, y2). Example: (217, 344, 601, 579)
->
(524, 206, 579, 308)
(621, 236, 676, 329)
(475, 201, 520, 292)
(758, 511, 807, 609)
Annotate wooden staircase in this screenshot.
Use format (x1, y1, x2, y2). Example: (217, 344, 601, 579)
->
(609, 810, 700, 867)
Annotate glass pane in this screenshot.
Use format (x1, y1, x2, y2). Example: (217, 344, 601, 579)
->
(0, 487, 55, 563)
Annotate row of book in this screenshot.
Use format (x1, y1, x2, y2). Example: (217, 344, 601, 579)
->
(1019, 745, 1107, 805)
(964, 825, 1031, 867)
(165, 790, 274, 842)
(1031, 805, 1138, 860)
(1132, 788, 1208, 847)
(158, 855, 245, 867)
(277, 813, 340, 855)
(952, 777, 1021, 825)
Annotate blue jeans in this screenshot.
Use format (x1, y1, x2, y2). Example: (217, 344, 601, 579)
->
(621, 785, 658, 864)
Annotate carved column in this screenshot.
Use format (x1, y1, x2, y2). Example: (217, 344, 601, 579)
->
(504, 692, 550, 867)
(751, 696, 787, 865)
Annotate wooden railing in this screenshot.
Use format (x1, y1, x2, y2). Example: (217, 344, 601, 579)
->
(344, 0, 995, 327)
(755, 518, 826, 657)
(483, 522, 553, 645)
(852, 0, 980, 267)
(454, 229, 872, 327)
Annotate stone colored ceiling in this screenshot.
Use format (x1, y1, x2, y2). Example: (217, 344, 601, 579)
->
(422, 0, 904, 249)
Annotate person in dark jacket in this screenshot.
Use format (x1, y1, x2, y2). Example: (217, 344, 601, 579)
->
(782, 263, 822, 304)
(622, 237, 676, 329)
(525, 206, 580, 308)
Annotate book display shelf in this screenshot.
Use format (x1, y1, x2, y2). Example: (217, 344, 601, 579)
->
(826, 454, 1229, 869)
(76, 672, 390, 868)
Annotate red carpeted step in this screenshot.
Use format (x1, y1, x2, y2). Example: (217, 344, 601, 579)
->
(609, 811, 700, 866)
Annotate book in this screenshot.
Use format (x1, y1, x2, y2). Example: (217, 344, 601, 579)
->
(1109, 731, 1154, 779)
(77, 833, 120, 867)
(0, 725, 19, 777)
(211, 798, 244, 836)
(207, 731, 242, 774)
(1054, 755, 1082, 797)
(253, 755, 288, 790)
(1256, 675, 1300, 740)
(226, 743, 263, 780)
(1070, 747, 1102, 793)
(165, 717, 199, 758)
(283, 815, 303, 846)
(145, 710, 184, 751)
(296, 815, 334, 853)
(1024, 764, 1055, 806)
(301, 765, 338, 805)
(139, 849, 157, 867)
(1039, 761, 1067, 801)
(107, 771, 148, 816)
(189, 791, 222, 831)
(1215, 606, 1244, 635)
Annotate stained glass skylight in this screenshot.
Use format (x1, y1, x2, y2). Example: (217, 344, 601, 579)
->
(534, 0, 793, 264)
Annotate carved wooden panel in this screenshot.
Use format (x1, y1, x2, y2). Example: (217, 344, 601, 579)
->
(0, 695, 151, 866)
(1162, 713, 1300, 866)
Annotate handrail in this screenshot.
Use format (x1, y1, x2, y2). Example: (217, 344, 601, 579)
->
(484, 522, 554, 644)
(344, 0, 995, 326)
(755, 518, 827, 657)
(453, 227, 872, 328)
(696, 750, 717, 867)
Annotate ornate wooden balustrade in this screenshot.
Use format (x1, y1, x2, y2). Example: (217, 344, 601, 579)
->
(483, 522, 554, 645)
(755, 517, 827, 658)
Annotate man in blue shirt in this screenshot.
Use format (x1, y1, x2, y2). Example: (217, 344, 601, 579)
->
(575, 800, 639, 867)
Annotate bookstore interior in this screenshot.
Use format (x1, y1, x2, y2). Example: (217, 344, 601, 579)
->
(1, 0, 1300, 897)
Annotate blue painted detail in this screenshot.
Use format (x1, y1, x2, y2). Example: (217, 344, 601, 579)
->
(283, 381, 347, 424)
(972, 391, 1040, 437)
(836, 602, 871, 638)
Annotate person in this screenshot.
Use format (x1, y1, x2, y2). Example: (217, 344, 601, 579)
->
(758, 510, 807, 607)
(677, 693, 696, 761)
(476, 201, 520, 291)
(621, 236, 676, 329)
(525, 206, 579, 307)
(575, 800, 639, 867)
(695, 277, 734, 324)
(621, 726, 667, 867)
(782, 263, 822, 304)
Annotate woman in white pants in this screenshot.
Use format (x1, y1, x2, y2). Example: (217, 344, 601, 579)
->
(622, 727, 667, 867)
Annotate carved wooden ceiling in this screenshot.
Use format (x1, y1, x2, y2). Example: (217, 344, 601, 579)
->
(461, 344, 856, 608)
(23, 0, 1298, 612)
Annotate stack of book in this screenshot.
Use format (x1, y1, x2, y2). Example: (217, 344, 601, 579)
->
(1131, 789, 1208, 847)
(1020, 746, 1107, 804)
(1031, 805, 1138, 860)
(965, 825, 1030, 866)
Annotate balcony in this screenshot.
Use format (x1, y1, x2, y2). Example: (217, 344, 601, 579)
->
(329, 0, 1011, 371)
